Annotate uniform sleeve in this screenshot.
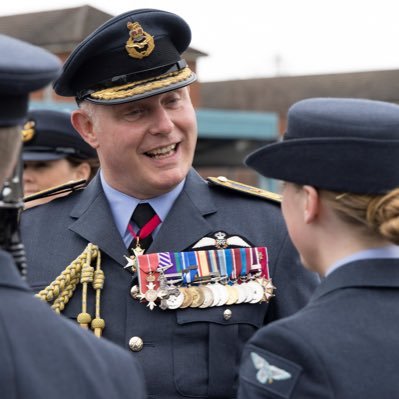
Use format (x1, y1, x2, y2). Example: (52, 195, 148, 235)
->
(265, 232, 320, 324)
(238, 323, 333, 399)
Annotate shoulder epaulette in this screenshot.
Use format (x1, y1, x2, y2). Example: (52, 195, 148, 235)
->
(207, 176, 282, 203)
(24, 179, 87, 203)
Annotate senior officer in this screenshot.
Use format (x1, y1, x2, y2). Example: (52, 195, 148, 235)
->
(23, 109, 99, 208)
(0, 34, 145, 399)
(238, 98, 399, 399)
(20, 9, 318, 399)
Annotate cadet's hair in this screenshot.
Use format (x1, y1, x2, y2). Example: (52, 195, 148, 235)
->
(0, 126, 21, 187)
(322, 189, 399, 244)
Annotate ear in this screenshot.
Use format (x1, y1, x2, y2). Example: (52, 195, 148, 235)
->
(71, 108, 99, 149)
(73, 162, 91, 181)
(302, 185, 320, 224)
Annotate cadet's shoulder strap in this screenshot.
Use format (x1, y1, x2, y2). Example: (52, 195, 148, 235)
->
(23, 179, 87, 204)
(207, 176, 282, 204)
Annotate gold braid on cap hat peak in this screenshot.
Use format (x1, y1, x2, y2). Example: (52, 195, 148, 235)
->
(90, 66, 193, 101)
(35, 243, 106, 338)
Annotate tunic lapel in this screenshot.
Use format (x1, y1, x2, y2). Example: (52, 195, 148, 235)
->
(67, 170, 218, 262)
(68, 175, 127, 266)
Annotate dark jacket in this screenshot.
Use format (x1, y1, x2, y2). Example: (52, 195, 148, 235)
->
(21, 169, 318, 399)
(238, 258, 399, 399)
(0, 249, 145, 399)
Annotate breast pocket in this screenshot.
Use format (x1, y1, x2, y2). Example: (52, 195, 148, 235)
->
(173, 303, 267, 398)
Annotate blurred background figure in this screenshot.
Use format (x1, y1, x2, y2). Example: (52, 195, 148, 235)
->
(0, 32, 145, 399)
(22, 109, 99, 208)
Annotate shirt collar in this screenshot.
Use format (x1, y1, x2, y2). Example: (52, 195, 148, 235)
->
(100, 170, 185, 242)
(325, 244, 399, 277)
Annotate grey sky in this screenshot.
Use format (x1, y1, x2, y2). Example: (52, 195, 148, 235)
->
(2, 0, 399, 81)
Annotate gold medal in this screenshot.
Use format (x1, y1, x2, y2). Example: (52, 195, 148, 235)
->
(257, 277, 276, 302)
(225, 285, 239, 305)
(132, 241, 145, 258)
(199, 286, 214, 308)
(179, 287, 193, 308)
(188, 286, 205, 308)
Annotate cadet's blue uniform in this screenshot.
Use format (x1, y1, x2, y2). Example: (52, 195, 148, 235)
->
(21, 169, 318, 399)
(240, 98, 399, 398)
(238, 258, 399, 398)
(0, 250, 146, 399)
(0, 33, 145, 399)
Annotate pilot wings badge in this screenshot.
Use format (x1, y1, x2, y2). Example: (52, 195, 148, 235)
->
(251, 352, 292, 384)
(191, 231, 252, 250)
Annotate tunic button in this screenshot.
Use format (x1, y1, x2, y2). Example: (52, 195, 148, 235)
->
(223, 309, 232, 320)
(129, 336, 144, 352)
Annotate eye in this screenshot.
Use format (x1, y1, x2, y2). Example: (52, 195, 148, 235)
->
(124, 107, 145, 121)
(164, 93, 182, 108)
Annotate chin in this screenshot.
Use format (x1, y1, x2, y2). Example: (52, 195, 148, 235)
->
(158, 168, 187, 186)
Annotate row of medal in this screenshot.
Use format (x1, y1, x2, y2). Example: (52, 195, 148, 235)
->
(130, 246, 275, 310)
(131, 267, 275, 311)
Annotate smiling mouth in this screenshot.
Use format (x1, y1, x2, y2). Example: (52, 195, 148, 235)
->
(145, 143, 177, 159)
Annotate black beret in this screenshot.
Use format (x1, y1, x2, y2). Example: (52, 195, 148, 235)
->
(22, 109, 97, 161)
(54, 8, 197, 104)
(245, 98, 399, 194)
(0, 34, 61, 126)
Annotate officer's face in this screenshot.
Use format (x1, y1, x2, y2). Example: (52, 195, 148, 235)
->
(73, 87, 197, 199)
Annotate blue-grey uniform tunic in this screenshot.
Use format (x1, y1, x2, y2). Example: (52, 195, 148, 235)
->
(238, 254, 399, 399)
(21, 169, 318, 399)
(0, 250, 146, 399)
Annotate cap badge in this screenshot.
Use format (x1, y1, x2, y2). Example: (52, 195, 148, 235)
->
(125, 21, 155, 59)
(21, 120, 35, 142)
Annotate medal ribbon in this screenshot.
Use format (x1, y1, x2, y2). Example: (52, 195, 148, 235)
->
(128, 214, 161, 244)
(182, 251, 199, 284)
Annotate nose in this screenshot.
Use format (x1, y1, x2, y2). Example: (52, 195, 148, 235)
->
(23, 164, 34, 184)
(148, 106, 174, 135)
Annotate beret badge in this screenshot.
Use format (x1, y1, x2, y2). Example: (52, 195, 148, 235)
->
(21, 120, 35, 142)
(125, 21, 155, 59)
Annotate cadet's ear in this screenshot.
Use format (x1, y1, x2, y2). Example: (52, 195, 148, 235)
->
(73, 161, 91, 181)
(302, 185, 319, 224)
(71, 108, 99, 149)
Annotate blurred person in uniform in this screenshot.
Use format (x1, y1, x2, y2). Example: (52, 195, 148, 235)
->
(0, 33, 145, 399)
(20, 9, 319, 399)
(22, 109, 99, 208)
(238, 98, 399, 399)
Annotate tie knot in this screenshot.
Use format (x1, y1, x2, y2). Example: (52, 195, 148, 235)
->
(131, 203, 156, 229)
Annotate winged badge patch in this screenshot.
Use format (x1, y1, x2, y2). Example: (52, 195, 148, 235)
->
(251, 352, 292, 384)
(191, 231, 252, 250)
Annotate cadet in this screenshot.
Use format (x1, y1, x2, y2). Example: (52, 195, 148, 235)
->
(238, 98, 399, 398)
(0, 34, 145, 399)
(20, 9, 318, 399)
(23, 109, 99, 208)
